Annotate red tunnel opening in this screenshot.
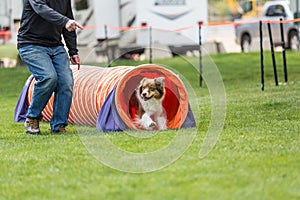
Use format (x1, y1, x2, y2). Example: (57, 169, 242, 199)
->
(115, 64, 188, 130)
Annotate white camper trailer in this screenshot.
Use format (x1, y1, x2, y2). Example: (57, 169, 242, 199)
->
(72, 0, 208, 59)
(0, 0, 23, 43)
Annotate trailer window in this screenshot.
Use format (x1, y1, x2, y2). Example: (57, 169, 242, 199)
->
(75, 0, 89, 11)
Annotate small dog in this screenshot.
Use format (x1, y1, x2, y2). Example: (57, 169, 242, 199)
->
(133, 77, 167, 130)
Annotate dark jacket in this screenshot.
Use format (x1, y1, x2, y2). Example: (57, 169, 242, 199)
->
(17, 0, 78, 56)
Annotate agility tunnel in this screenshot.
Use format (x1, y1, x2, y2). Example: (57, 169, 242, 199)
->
(14, 64, 196, 131)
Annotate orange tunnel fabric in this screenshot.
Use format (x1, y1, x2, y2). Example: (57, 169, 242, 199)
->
(27, 64, 190, 130)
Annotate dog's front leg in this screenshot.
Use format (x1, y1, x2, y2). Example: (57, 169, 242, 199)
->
(141, 113, 156, 130)
(156, 115, 167, 130)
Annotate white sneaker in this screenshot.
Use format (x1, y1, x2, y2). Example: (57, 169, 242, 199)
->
(24, 118, 40, 134)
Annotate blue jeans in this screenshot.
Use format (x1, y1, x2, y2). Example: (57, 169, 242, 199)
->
(18, 45, 74, 131)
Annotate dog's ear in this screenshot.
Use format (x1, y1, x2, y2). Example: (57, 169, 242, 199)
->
(139, 77, 146, 94)
(155, 77, 165, 92)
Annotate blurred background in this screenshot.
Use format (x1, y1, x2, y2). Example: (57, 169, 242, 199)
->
(1, 0, 300, 66)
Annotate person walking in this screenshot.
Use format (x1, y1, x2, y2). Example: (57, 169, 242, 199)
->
(17, 0, 83, 134)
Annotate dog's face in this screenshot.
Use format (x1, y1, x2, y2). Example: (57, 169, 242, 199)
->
(138, 77, 165, 101)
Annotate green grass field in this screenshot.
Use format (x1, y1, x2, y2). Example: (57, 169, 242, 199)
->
(0, 51, 299, 200)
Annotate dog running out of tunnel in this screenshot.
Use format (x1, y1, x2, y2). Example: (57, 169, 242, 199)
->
(115, 64, 188, 130)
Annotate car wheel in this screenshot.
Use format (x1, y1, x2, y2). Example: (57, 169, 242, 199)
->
(288, 30, 299, 51)
(241, 34, 251, 53)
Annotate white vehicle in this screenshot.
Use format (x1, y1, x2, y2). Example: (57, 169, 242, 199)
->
(72, 0, 208, 58)
(235, 0, 299, 52)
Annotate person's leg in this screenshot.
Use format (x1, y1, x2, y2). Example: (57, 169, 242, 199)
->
(50, 46, 74, 132)
(18, 45, 57, 120)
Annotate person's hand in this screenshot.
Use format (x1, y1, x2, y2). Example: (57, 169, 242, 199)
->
(70, 55, 81, 70)
(65, 20, 84, 32)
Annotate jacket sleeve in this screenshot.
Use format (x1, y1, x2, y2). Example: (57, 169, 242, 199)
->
(62, 1, 78, 56)
(28, 0, 69, 27)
